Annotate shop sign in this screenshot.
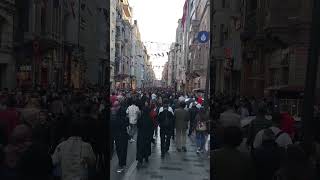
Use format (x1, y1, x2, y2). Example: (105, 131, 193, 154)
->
(19, 65, 32, 72)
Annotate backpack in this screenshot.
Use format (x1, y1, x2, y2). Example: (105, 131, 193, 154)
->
(261, 128, 285, 146)
(161, 109, 171, 128)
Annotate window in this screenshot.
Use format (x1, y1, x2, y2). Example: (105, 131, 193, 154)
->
(224, 26, 229, 40)
(213, 25, 217, 41)
(251, 0, 257, 11)
(222, 0, 230, 8)
(0, 22, 3, 47)
(22, 0, 30, 32)
(41, 7, 46, 34)
(219, 24, 224, 46)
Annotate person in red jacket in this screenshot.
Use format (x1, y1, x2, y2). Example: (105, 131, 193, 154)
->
(280, 112, 295, 139)
(197, 96, 203, 105)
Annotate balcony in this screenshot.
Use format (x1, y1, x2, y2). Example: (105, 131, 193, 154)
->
(0, 42, 13, 53)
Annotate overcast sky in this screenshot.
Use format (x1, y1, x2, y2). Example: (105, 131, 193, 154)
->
(129, 0, 185, 80)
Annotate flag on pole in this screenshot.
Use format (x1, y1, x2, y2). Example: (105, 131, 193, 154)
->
(181, 0, 188, 28)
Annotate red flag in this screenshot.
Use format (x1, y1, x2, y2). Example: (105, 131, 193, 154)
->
(181, 0, 188, 28)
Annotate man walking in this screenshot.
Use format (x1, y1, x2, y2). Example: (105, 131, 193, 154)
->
(174, 101, 190, 152)
(188, 102, 198, 136)
(126, 99, 140, 143)
(158, 99, 175, 158)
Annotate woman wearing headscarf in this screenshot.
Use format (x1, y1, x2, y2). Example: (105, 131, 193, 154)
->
(136, 100, 154, 168)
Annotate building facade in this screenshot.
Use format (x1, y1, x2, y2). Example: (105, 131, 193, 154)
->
(113, 0, 155, 90)
(240, 0, 320, 99)
(14, 0, 64, 90)
(0, 0, 15, 90)
(192, 0, 210, 91)
(110, 0, 117, 90)
(164, 0, 210, 93)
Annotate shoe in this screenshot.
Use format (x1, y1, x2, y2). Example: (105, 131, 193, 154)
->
(116, 166, 124, 173)
(145, 158, 149, 163)
(136, 162, 143, 169)
(182, 147, 187, 152)
(196, 150, 200, 154)
(129, 139, 135, 143)
(161, 153, 165, 158)
(177, 148, 181, 152)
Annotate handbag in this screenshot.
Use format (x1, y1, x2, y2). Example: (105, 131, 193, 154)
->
(196, 121, 207, 131)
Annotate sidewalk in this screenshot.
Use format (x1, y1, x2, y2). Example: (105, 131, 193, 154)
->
(123, 132, 210, 180)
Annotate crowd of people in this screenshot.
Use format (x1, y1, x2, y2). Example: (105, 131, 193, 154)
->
(110, 88, 210, 172)
(1, 85, 320, 180)
(0, 87, 109, 180)
(211, 94, 320, 180)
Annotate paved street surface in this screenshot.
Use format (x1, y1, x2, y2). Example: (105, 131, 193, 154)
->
(110, 133, 138, 179)
(111, 128, 210, 180)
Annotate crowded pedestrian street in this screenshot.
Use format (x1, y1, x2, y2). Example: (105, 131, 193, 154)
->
(111, 127, 210, 180)
(2, 0, 320, 180)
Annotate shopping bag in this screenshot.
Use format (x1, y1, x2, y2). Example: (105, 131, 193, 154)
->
(205, 135, 210, 152)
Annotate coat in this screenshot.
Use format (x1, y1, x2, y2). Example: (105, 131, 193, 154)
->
(110, 106, 129, 140)
(174, 108, 190, 130)
(212, 147, 255, 180)
(136, 107, 154, 160)
(158, 107, 175, 134)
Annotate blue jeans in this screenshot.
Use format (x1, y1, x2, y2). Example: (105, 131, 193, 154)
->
(196, 131, 206, 150)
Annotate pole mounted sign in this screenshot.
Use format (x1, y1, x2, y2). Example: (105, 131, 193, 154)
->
(197, 31, 209, 43)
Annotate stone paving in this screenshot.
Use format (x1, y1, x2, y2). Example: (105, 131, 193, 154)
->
(122, 131, 210, 180)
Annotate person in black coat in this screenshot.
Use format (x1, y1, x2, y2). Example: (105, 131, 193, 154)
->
(136, 100, 154, 168)
(157, 99, 175, 158)
(110, 100, 129, 173)
(252, 128, 285, 180)
(188, 102, 199, 136)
